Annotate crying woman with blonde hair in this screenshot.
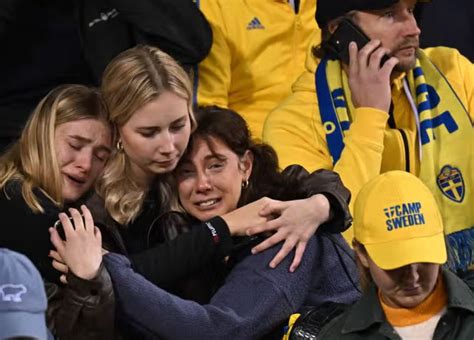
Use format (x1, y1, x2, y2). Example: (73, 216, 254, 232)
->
(0, 84, 116, 339)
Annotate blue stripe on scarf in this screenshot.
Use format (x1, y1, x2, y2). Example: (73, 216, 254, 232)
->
(447, 228, 474, 273)
(315, 59, 346, 165)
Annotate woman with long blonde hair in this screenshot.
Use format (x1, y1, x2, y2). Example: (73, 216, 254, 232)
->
(0, 84, 115, 339)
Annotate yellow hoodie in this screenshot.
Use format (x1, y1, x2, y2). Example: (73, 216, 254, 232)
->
(263, 40, 474, 240)
(196, 0, 320, 138)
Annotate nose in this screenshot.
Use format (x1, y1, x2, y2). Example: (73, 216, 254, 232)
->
(157, 131, 175, 155)
(196, 171, 212, 193)
(402, 11, 421, 37)
(76, 151, 93, 173)
(403, 263, 420, 285)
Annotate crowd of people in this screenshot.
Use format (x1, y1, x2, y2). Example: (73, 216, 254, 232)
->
(0, 0, 473, 339)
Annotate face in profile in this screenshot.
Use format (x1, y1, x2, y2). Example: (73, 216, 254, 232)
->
(55, 119, 112, 202)
(175, 137, 253, 221)
(356, 0, 420, 72)
(357, 247, 440, 308)
(119, 91, 191, 184)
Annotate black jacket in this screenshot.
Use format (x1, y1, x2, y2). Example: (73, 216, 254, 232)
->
(0, 181, 116, 339)
(0, 0, 212, 137)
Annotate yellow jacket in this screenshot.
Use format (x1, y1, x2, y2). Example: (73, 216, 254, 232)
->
(196, 0, 320, 138)
(263, 44, 474, 224)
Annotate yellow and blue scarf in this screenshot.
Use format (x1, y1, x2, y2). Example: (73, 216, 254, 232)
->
(315, 50, 474, 272)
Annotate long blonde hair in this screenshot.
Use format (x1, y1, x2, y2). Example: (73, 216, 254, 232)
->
(0, 85, 109, 213)
(99, 45, 196, 225)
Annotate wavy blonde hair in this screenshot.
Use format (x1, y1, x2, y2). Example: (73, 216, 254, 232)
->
(99, 45, 196, 225)
(0, 85, 109, 213)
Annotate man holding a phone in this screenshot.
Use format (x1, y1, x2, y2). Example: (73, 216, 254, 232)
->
(263, 0, 474, 274)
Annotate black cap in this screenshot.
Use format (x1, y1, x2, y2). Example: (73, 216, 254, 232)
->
(316, 0, 399, 27)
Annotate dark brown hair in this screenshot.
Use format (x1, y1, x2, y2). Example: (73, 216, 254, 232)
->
(179, 106, 283, 207)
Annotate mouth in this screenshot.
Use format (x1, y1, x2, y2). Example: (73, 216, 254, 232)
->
(396, 44, 418, 54)
(400, 286, 422, 295)
(155, 158, 177, 167)
(194, 198, 221, 209)
(64, 174, 87, 186)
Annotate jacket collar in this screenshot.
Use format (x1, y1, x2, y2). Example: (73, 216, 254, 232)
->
(341, 268, 474, 335)
(444, 269, 474, 312)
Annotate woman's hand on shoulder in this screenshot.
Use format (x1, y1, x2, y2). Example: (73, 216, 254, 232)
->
(49, 205, 103, 281)
(221, 197, 274, 236)
(247, 194, 331, 272)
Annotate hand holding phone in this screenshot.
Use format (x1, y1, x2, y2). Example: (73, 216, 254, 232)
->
(327, 19, 399, 112)
(53, 213, 85, 241)
(49, 206, 103, 280)
(328, 18, 390, 66)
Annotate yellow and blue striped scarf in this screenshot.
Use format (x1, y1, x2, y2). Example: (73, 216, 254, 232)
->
(315, 50, 474, 273)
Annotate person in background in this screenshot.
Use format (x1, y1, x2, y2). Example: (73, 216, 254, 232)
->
(195, 0, 321, 138)
(319, 171, 474, 339)
(0, 0, 212, 151)
(263, 0, 474, 272)
(0, 248, 49, 340)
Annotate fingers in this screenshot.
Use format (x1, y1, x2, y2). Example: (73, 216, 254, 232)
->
(269, 237, 298, 269)
(289, 242, 307, 273)
(60, 274, 68, 285)
(48, 249, 64, 263)
(94, 226, 102, 244)
(348, 41, 358, 75)
(258, 198, 282, 217)
(52, 259, 69, 274)
(358, 39, 381, 69)
(247, 219, 281, 236)
(251, 231, 285, 254)
(58, 212, 75, 240)
(368, 46, 390, 71)
(69, 208, 85, 232)
(81, 205, 94, 234)
(49, 227, 66, 255)
(381, 56, 399, 77)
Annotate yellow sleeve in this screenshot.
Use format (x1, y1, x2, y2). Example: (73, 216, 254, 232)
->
(196, 0, 231, 108)
(423, 47, 474, 122)
(263, 72, 333, 173)
(460, 52, 474, 122)
(264, 71, 389, 210)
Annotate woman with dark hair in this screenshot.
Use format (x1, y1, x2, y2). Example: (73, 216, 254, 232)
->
(52, 106, 360, 338)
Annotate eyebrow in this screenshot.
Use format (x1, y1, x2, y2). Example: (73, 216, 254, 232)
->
(204, 154, 226, 161)
(136, 115, 188, 130)
(69, 135, 112, 153)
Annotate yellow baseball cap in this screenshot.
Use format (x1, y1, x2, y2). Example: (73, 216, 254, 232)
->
(353, 171, 447, 270)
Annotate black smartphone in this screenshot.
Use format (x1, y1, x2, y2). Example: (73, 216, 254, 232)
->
(53, 214, 85, 241)
(327, 18, 389, 66)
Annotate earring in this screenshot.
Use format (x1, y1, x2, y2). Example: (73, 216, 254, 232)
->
(242, 179, 249, 189)
(116, 139, 123, 152)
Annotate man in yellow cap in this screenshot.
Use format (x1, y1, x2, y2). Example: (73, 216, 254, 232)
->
(318, 171, 474, 339)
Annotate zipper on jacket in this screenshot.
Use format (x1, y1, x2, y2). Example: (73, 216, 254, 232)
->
(398, 129, 411, 172)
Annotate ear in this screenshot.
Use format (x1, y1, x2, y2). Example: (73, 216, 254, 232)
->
(328, 19, 340, 34)
(353, 240, 370, 269)
(239, 150, 254, 180)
